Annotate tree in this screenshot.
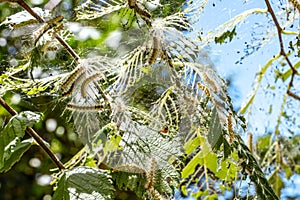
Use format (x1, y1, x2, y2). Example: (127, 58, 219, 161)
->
(0, 0, 299, 199)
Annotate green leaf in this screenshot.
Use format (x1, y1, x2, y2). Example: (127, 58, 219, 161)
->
(182, 136, 214, 178)
(282, 164, 292, 179)
(204, 194, 218, 200)
(214, 27, 237, 44)
(112, 171, 146, 198)
(0, 138, 34, 173)
(207, 107, 223, 149)
(215, 152, 239, 182)
(52, 166, 114, 200)
(268, 171, 284, 197)
(256, 134, 271, 153)
(0, 111, 41, 171)
(184, 136, 200, 155)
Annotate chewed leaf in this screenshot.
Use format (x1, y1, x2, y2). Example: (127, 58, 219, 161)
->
(198, 8, 268, 49)
(113, 44, 151, 93)
(0, 8, 51, 28)
(0, 138, 34, 173)
(52, 166, 114, 200)
(180, 62, 230, 123)
(152, 13, 199, 62)
(149, 86, 180, 135)
(0, 111, 41, 171)
(76, 0, 126, 20)
(183, 0, 208, 24)
(63, 57, 116, 144)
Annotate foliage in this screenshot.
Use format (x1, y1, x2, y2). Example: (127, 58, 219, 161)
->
(0, 0, 299, 200)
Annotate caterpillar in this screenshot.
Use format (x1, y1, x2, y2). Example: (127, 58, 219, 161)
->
(128, 0, 136, 8)
(149, 36, 160, 64)
(113, 165, 146, 174)
(201, 72, 218, 92)
(197, 82, 211, 97)
(61, 65, 85, 92)
(33, 15, 64, 45)
(66, 103, 104, 111)
(145, 157, 157, 190)
(81, 73, 103, 98)
(149, 187, 166, 200)
(134, 3, 151, 19)
(227, 113, 234, 145)
(61, 81, 76, 97)
(248, 132, 253, 153)
(127, 0, 152, 26)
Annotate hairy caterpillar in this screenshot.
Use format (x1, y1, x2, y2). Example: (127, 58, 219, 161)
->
(127, 0, 152, 26)
(288, 0, 300, 11)
(149, 36, 160, 64)
(128, 0, 136, 8)
(201, 72, 218, 92)
(33, 15, 64, 45)
(145, 157, 157, 190)
(113, 165, 146, 174)
(149, 187, 167, 200)
(197, 82, 211, 97)
(61, 81, 76, 97)
(248, 132, 253, 153)
(61, 65, 85, 92)
(66, 103, 104, 111)
(227, 113, 234, 145)
(81, 73, 103, 98)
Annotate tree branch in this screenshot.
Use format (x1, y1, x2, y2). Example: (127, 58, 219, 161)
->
(287, 90, 300, 101)
(0, 97, 65, 170)
(264, 0, 299, 96)
(15, 0, 80, 62)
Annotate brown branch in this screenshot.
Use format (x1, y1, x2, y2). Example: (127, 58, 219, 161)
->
(264, 0, 298, 92)
(15, 0, 80, 62)
(0, 97, 65, 170)
(287, 90, 300, 101)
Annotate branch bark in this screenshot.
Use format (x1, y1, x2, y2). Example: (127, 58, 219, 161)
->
(0, 97, 65, 170)
(15, 0, 80, 62)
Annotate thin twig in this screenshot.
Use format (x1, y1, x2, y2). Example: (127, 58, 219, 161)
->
(287, 90, 300, 101)
(16, 0, 80, 62)
(264, 0, 298, 90)
(0, 97, 65, 170)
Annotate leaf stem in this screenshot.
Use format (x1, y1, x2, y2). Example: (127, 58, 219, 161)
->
(0, 97, 65, 170)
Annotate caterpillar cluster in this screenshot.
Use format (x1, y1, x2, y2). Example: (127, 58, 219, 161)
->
(61, 64, 105, 111)
(61, 65, 85, 93)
